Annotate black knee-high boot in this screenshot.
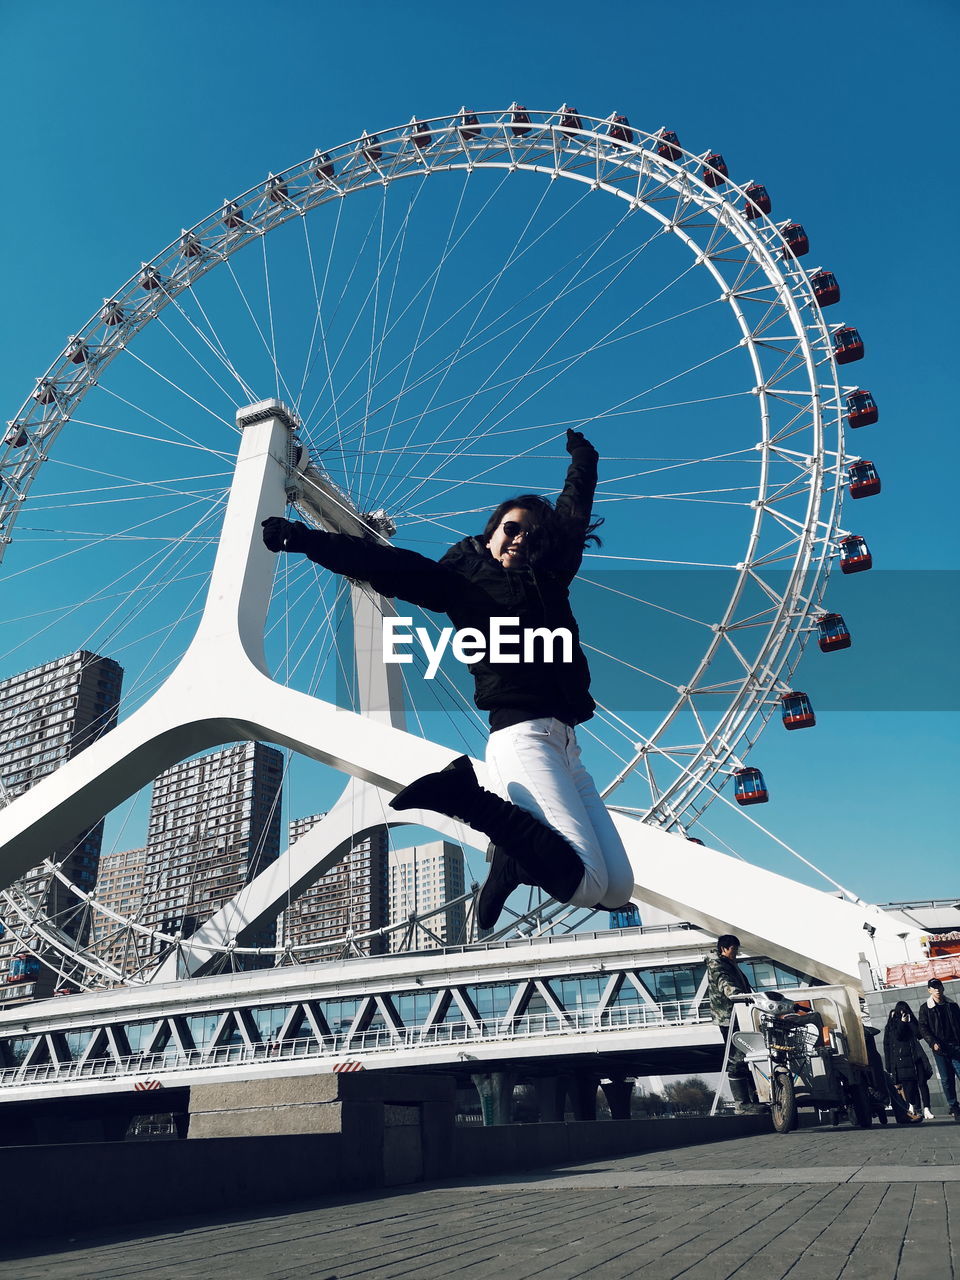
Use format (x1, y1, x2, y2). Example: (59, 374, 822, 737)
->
(476, 844, 526, 931)
(389, 756, 585, 908)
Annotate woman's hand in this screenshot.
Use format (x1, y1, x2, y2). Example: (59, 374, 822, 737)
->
(565, 428, 594, 454)
(261, 516, 309, 553)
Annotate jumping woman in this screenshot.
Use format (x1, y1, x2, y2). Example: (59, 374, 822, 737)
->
(262, 428, 634, 929)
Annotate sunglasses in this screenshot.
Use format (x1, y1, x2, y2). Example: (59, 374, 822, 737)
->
(501, 521, 537, 539)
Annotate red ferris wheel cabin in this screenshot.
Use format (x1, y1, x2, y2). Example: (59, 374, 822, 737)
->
(703, 152, 728, 186)
(833, 326, 864, 364)
(744, 183, 771, 219)
(846, 390, 878, 428)
(810, 270, 840, 306)
(780, 691, 816, 730)
(839, 534, 873, 573)
(816, 613, 852, 651)
(657, 130, 681, 161)
(781, 222, 809, 258)
(848, 459, 882, 499)
(733, 767, 768, 805)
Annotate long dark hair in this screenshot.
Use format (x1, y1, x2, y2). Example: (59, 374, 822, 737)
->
(481, 493, 604, 566)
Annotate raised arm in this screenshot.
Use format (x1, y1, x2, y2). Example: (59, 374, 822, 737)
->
(551, 428, 599, 580)
(261, 518, 457, 613)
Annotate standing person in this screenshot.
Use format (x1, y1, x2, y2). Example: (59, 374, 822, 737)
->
(883, 1001, 934, 1119)
(918, 978, 960, 1121)
(262, 429, 634, 930)
(706, 935, 757, 1111)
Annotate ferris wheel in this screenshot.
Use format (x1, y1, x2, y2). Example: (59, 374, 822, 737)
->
(0, 105, 879, 988)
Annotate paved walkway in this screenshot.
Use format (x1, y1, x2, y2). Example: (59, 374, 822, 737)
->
(5, 1118, 959, 1279)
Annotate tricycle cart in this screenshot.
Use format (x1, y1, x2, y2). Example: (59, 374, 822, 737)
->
(724, 985, 874, 1133)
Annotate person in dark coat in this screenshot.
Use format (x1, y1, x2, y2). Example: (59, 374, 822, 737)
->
(262, 430, 634, 930)
(918, 978, 960, 1120)
(863, 1022, 920, 1124)
(883, 1001, 934, 1118)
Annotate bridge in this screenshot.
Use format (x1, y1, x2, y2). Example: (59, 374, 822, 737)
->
(0, 923, 833, 1105)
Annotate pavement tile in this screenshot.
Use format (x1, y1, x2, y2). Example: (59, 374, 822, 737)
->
(852, 1165, 960, 1182)
(897, 1184, 953, 1280)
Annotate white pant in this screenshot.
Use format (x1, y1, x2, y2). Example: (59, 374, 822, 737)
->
(485, 717, 635, 910)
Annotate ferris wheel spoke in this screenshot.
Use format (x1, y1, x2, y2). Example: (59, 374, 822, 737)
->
(296, 198, 355, 488)
(96, 384, 236, 461)
(168, 285, 259, 405)
(323, 198, 655, 494)
(67, 416, 234, 458)
(0, 511, 215, 676)
(582, 641, 686, 692)
(41, 455, 230, 501)
(625, 494, 757, 509)
(376, 284, 721, 447)
(151, 312, 245, 411)
(561, 390, 753, 438)
(580, 574, 714, 631)
(357, 185, 430, 499)
(445, 262, 717, 462)
(21, 474, 228, 512)
(260, 232, 282, 402)
(388, 273, 689, 520)
(297, 185, 401, 433)
(368, 177, 607, 512)
(327, 193, 642, 458)
(268, 575, 351, 695)
(0, 492, 222, 588)
(89, 523, 218, 665)
(580, 551, 740, 569)
(424, 335, 749, 505)
(363, 174, 481, 505)
(222, 256, 300, 409)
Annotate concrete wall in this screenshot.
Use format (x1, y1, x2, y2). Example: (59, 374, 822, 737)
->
(188, 1071, 456, 1187)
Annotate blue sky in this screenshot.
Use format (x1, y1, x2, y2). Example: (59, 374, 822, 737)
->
(1, 0, 957, 904)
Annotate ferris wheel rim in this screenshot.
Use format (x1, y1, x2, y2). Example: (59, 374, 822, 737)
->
(0, 105, 851, 985)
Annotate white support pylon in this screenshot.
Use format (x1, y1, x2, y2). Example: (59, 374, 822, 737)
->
(0, 401, 924, 988)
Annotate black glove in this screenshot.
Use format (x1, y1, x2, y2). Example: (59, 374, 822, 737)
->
(565, 428, 595, 455)
(261, 517, 310, 553)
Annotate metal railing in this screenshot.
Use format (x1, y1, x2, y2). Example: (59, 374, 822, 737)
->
(0, 999, 713, 1091)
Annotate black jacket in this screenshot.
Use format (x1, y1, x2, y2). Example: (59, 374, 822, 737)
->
(883, 1017, 932, 1084)
(918, 994, 960, 1054)
(297, 444, 599, 727)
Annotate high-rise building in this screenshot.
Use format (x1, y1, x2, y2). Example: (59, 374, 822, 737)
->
(0, 649, 124, 1001)
(388, 840, 466, 952)
(279, 816, 389, 958)
(140, 742, 283, 970)
(89, 846, 148, 976)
